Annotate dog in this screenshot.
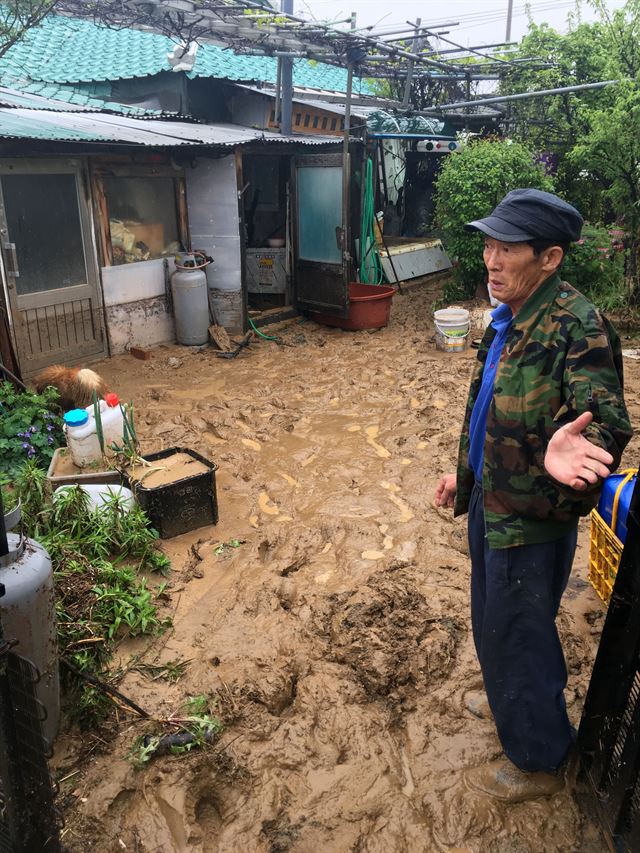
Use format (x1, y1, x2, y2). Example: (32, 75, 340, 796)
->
(33, 366, 110, 412)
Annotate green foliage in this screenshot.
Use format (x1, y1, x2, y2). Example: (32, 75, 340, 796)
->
(0, 382, 63, 475)
(568, 82, 640, 256)
(434, 138, 554, 298)
(562, 225, 628, 311)
(11, 469, 172, 726)
(501, 4, 640, 298)
(0, 1, 58, 59)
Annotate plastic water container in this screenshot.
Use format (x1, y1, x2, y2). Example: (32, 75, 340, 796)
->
(598, 470, 637, 544)
(64, 395, 125, 468)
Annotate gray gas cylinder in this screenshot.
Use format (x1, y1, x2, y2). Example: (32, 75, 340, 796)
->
(0, 508, 59, 744)
(171, 265, 210, 346)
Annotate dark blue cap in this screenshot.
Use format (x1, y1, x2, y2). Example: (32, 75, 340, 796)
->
(464, 188, 583, 243)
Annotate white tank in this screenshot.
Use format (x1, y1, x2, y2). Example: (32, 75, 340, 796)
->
(64, 396, 126, 468)
(171, 266, 210, 346)
(1, 523, 59, 743)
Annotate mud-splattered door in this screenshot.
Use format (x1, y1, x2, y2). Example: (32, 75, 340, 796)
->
(0, 159, 105, 376)
(293, 153, 348, 317)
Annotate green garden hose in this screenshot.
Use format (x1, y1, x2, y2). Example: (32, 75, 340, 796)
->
(359, 157, 385, 285)
(248, 316, 280, 341)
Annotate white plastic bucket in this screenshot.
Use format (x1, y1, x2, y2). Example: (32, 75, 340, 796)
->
(53, 484, 134, 513)
(434, 307, 470, 352)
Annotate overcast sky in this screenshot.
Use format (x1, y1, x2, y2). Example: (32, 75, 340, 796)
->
(293, 0, 627, 47)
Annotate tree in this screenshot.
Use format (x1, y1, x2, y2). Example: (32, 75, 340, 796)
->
(0, 1, 58, 59)
(570, 82, 640, 296)
(498, 20, 611, 217)
(433, 138, 554, 299)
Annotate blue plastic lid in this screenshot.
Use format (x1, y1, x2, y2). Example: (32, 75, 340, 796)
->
(64, 408, 89, 427)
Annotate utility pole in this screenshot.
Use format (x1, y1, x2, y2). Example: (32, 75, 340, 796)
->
(279, 0, 293, 134)
(506, 0, 514, 42)
(402, 18, 422, 107)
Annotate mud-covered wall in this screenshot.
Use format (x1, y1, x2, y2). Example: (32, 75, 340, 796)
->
(186, 155, 244, 333)
(101, 258, 176, 354)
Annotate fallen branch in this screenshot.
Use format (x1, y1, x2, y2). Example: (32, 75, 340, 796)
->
(61, 657, 150, 718)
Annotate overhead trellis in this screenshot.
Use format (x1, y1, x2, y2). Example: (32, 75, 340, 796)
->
(55, 0, 538, 83)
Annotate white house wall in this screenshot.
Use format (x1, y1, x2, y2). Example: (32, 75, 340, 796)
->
(186, 155, 244, 333)
(101, 258, 176, 354)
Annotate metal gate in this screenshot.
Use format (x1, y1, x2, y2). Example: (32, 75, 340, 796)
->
(0, 159, 106, 376)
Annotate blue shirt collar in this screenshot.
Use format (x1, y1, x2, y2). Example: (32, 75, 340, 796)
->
(490, 302, 513, 332)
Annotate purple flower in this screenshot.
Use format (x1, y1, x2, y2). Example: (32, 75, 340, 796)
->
(21, 442, 29, 449)
(30, 425, 37, 433)
(46, 424, 53, 432)
(47, 436, 54, 445)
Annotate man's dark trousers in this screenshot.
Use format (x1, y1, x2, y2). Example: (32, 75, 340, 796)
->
(468, 481, 578, 773)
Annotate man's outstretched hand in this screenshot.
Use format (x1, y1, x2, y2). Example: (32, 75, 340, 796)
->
(544, 411, 614, 490)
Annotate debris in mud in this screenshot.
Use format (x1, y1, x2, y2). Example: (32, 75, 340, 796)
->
(128, 694, 223, 767)
(329, 566, 462, 700)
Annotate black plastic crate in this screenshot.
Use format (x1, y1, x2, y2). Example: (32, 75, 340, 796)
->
(128, 447, 218, 539)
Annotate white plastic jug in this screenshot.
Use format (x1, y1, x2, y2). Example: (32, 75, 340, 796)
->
(64, 396, 126, 468)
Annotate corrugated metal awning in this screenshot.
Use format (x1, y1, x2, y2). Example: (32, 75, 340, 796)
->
(0, 108, 341, 146)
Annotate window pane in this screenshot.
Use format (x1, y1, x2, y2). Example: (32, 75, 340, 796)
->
(297, 165, 342, 263)
(103, 176, 180, 265)
(3, 173, 87, 296)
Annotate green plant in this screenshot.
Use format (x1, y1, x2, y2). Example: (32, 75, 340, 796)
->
(213, 538, 244, 556)
(0, 382, 63, 475)
(10, 465, 172, 726)
(562, 225, 628, 311)
(434, 138, 554, 299)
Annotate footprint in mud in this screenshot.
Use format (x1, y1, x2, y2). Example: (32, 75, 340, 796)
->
(366, 425, 392, 459)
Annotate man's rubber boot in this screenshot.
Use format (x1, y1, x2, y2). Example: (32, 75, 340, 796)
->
(464, 757, 564, 803)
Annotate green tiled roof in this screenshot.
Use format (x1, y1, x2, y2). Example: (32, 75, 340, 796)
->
(0, 13, 371, 94)
(0, 76, 165, 115)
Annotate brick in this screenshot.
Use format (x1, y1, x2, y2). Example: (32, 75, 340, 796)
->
(130, 346, 152, 361)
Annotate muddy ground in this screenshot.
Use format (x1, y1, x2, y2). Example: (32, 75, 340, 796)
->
(54, 278, 640, 852)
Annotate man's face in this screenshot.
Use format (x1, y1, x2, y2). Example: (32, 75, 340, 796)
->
(483, 237, 552, 315)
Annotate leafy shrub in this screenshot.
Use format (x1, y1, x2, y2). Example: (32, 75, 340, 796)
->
(562, 224, 628, 312)
(0, 382, 63, 475)
(434, 138, 555, 299)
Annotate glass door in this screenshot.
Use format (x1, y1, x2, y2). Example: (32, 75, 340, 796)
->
(293, 153, 348, 316)
(0, 159, 105, 375)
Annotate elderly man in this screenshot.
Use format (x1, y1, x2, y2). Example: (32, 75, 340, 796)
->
(435, 188, 632, 802)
